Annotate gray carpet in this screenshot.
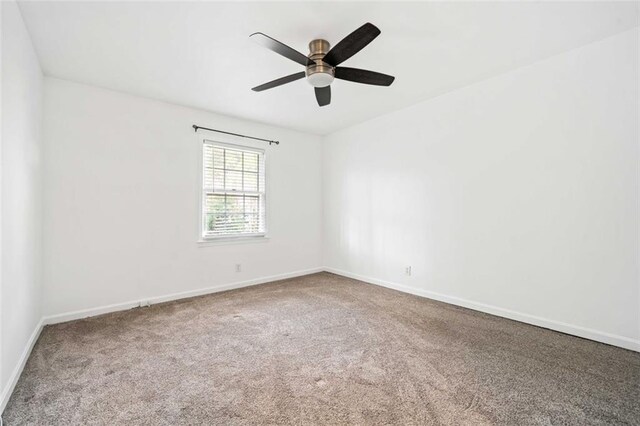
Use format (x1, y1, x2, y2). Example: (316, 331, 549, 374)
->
(3, 272, 639, 425)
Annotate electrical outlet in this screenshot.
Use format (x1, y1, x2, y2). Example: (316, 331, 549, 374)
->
(235, 264, 241, 273)
(405, 266, 412, 276)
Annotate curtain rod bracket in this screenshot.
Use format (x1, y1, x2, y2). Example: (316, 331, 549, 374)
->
(192, 124, 279, 145)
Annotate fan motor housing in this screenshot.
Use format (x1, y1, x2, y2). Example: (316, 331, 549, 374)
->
(306, 39, 334, 87)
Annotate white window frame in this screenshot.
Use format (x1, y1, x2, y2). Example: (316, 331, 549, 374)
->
(198, 138, 268, 243)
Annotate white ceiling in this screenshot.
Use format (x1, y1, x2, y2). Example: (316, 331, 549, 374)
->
(18, 1, 639, 135)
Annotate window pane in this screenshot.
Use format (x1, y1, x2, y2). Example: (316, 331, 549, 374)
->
(243, 172, 258, 192)
(213, 169, 224, 190)
(203, 167, 213, 190)
(226, 195, 244, 214)
(244, 152, 258, 172)
(213, 147, 224, 169)
(225, 149, 243, 171)
(245, 214, 260, 232)
(203, 145, 214, 168)
(245, 196, 259, 214)
(205, 194, 226, 214)
(225, 170, 243, 191)
(205, 214, 217, 232)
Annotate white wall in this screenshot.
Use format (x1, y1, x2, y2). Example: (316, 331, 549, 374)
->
(42, 78, 323, 318)
(0, 0, 44, 409)
(323, 28, 639, 350)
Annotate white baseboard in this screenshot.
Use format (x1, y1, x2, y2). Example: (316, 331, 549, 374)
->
(43, 267, 324, 325)
(324, 267, 640, 353)
(0, 318, 45, 414)
(1, 266, 637, 417)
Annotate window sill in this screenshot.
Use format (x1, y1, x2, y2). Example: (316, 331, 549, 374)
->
(197, 235, 270, 247)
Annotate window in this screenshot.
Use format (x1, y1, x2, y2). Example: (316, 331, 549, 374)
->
(201, 141, 266, 239)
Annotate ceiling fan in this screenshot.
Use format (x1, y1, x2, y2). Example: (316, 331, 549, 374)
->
(250, 23, 395, 107)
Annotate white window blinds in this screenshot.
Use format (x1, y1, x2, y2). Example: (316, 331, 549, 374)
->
(202, 141, 266, 238)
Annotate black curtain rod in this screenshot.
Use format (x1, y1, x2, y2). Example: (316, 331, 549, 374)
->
(192, 125, 279, 145)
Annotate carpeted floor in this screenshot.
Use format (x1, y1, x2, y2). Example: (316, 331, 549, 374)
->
(3, 272, 640, 425)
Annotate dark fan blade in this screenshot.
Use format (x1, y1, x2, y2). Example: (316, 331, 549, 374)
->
(322, 23, 381, 66)
(315, 86, 331, 107)
(334, 67, 395, 86)
(250, 32, 313, 67)
(252, 72, 306, 92)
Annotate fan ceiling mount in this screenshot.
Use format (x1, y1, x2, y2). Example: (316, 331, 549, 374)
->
(250, 23, 395, 107)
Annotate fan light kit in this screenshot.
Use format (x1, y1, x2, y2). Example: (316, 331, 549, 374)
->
(250, 23, 395, 107)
